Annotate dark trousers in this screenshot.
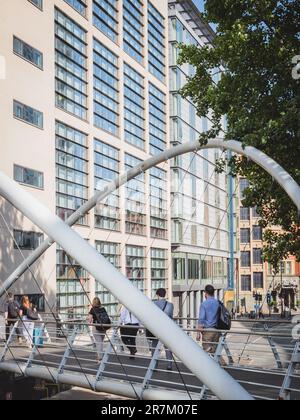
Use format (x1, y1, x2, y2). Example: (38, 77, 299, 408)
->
(120, 324, 139, 354)
(6, 320, 22, 342)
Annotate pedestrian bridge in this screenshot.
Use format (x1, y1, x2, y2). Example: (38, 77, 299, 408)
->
(0, 317, 299, 400)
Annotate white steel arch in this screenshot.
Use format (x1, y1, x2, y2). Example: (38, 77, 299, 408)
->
(0, 166, 252, 401)
(1, 138, 300, 299)
(0, 139, 299, 400)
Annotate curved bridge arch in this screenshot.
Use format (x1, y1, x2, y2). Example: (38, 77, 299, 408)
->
(2, 138, 300, 300)
(0, 139, 299, 400)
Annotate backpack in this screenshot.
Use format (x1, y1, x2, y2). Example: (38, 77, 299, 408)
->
(217, 301, 232, 331)
(92, 307, 112, 332)
(8, 301, 19, 319)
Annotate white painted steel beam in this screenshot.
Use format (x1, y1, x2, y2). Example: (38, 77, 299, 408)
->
(0, 169, 252, 400)
(0, 362, 195, 400)
(1, 138, 299, 298)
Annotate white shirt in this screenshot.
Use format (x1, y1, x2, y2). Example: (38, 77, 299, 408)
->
(120, 308, 140, 325)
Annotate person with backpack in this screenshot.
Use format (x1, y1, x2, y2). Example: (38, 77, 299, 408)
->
(120, 306, 140, 360)
(197, 285, 231, 366)
(4, 293, 22, 344)
(147, 289, 174, 371)
(88, 297, 111, 362)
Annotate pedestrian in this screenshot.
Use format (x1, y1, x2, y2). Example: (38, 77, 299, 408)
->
(147, 288, 174, 371)
(120, 307, 140, 360)
(88, 297, 111, 363)
(4, 293, 22, 344)
(20, 296, 37, 348)
(197, 285, 225, 365)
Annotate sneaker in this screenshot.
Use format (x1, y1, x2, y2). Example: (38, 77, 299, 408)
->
(167, 365, 173, 371)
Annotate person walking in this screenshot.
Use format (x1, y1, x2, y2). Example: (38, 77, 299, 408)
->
(88, 297, 111, 363)
(4, 293, 22, 344)
(20, 296, 37, 348)
(147, 288, 174, 371)
(197, 285, 224, 364)
(120, 307, 140, 360)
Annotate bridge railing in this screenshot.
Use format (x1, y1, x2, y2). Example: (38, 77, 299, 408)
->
(0, 318, 299, 400)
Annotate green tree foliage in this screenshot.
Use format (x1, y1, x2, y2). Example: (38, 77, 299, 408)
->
(178, 0, 300, 269)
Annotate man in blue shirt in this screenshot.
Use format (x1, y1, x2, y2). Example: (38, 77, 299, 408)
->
(197, 285, 221, 356)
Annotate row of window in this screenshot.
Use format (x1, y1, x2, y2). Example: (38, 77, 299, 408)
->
(241, 273, 264, 291)
(56, 244, 168, 314)
(240, 226, 263, 243)
(27, 0, 166, 80)
(241, 249, 263, 267)
(240, 207, 261, 220)
(14, 8, 167, 152)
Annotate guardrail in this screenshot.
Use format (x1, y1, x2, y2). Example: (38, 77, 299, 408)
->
(0, 317, 299, 400)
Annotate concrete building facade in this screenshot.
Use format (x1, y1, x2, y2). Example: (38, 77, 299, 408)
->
(0, 0, 172, 317)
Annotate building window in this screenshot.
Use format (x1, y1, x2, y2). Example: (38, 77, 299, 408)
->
(253, 225, 263, 241)
(241, 251, 251, 268)
(93, 39, 119, 136)
(124, 64, 145, 150)
(240, 228, 250, 244)
(14, 164, 44, 189)
(253, 248, 263, 265)
(240, 207, 250, 221)
(126, 245, 145, 293)
(148, 2, 166, 81)
(201, 256, 213, 280)
(241, 275, 251, 291)
(149, 83, 167, 155)
(13, 100, 43, 129)
(13, 36, 43, 69)
(150, 167, 167, 239)
(57, 248, 88, 314)
(123, 0, 144, 63)
(14, 230, 44, 250)
(55, 121, 89, 225)
(253, 272, 264, 289)
(94, 140, 120, 231)
(28, 0, 43, 10)
(252, 206, 260, 218)
(55, 8, 88, 120)
(188, 258, 199, 280)
(95, 242, 120, 316)
(64, 0, 87, 16)
(151, 248, 167, 293)
(125, 154, 146, 236)
(173, 257, 185, 281)
(93, 0, 118, 43)
(240, 178, 249, 199)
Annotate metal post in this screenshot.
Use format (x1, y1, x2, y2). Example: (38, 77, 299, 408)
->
(0, 169, 253, 400)
(0, 322, 19, 363)
(279, 341, 300, 400)
(25, 324, 45, 370)
(2, 138, 300, 299)
(94, 328, 119, 387)
(140, 341, 163, 400)
(57, 326, 78, 378)
(264, 324, 283, 369)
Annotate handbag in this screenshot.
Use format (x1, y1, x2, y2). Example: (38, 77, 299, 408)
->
(27, 308, 39, 321)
